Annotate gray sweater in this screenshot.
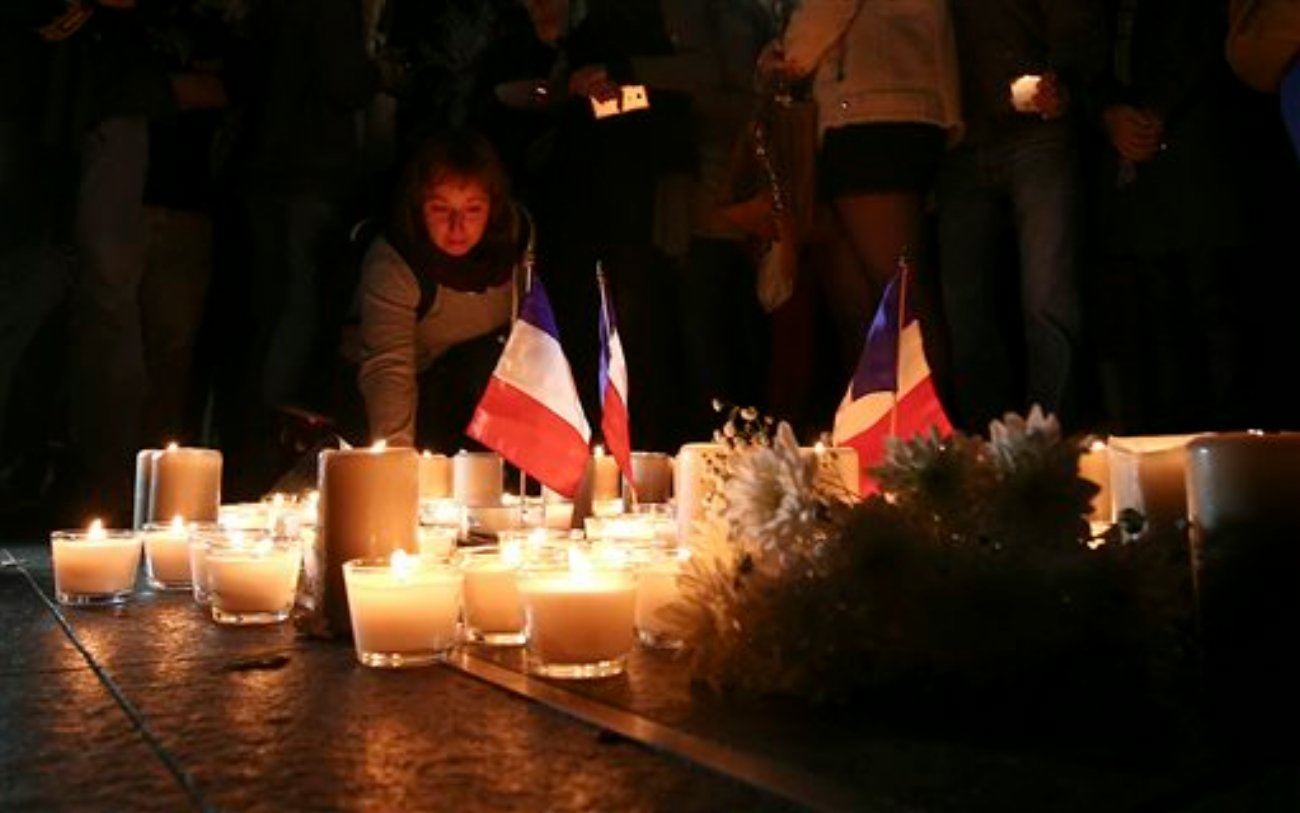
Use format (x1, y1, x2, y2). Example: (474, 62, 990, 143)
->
(357, 237, 514, 446)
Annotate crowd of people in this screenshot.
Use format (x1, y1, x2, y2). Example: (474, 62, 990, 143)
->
(1, 0, 1297, 528)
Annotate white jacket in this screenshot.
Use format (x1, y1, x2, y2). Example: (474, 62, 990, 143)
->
(783, 0, 963, 139)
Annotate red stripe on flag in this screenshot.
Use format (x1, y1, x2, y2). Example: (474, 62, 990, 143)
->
(600, 388, 633, 484)
(466, 377, 592, 497)
(840, 377, 951, 494)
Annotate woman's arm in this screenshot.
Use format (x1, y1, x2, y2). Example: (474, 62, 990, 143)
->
(781, 0, 866, 78)
(357, 241, 422, 447)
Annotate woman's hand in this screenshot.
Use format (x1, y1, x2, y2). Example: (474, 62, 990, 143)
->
(756, 40, 807, 81)
(1031, 72, 1070, 120)
(568, 64, 620, 103)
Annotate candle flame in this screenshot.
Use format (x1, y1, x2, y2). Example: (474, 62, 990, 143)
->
(1247, 428, 1265, 436)
(813, 441, 826, 456)
(391, 549, 413, 580)
(593, 444, 606, 458)
(1089, 439, 1108, 453)
(371, 439, 388, 453)
(421, 449, 433, 458)
(270, 493, 285, 508)
(166, 441, 179, 451)
(500, 538, 523, 567)
(675, 547, 691, 563)
(567, 544, 592, 575)
(170, 515, 185, 531)
(87, 518, 106, 539)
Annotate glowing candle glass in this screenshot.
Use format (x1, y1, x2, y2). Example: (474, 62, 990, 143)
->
(344, 552, 463, 667)
(143, 516, 192, 591)
(51, 520, 141, 605)
(635, 548, 688, 649)
(205, 533, 301, 625)
(458, 545, 528, 645)
(518, 549, 636, 679)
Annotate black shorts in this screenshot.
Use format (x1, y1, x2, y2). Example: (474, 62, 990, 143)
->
(818, 122, 947, 199)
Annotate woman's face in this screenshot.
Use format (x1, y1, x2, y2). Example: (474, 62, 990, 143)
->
(423, 177, 491, 257)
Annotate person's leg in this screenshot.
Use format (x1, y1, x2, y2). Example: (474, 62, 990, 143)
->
(1007, 125, 1083, 426)
(68, 116, 149, 520)
(937, 142, 1013, 434)
(139, 207, 213, 442)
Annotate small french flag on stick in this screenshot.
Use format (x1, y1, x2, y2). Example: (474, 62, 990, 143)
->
(832, 257, 952, 493)
(597, 267, 634, 491)
(467, 276, 592, 497)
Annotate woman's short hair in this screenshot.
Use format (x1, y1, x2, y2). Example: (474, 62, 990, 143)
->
(390, 129, 514, 261)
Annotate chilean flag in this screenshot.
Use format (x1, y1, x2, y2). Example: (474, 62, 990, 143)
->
(832, 266, 951, 493)
(467, 277, 592, 496)
(597, 269, 633, 487)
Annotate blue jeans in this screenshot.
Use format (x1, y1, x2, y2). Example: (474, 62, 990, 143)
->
(937, 122, 1082, 433)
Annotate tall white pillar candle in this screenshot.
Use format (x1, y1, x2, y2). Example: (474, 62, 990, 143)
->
(318, 443, 420, 636)
(627, 452, 673, 503)
(453, 451, 503, 507)
(674, 443, 726, 542)
(801, 444, 861, 497)
(149, 445, 222, 525)
(591, 446, 621, 502)
(1077, 439, 1113, 522)
(418, 451, 453, 500)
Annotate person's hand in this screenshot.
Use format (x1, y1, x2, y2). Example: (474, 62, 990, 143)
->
(568, 64, 619, 103)
(756, 40, 807, 81)
(1103, 105, 1164, 162)
(1032, 72, 1070, 119)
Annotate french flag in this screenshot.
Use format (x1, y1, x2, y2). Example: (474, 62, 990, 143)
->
(597, 270, 633, 487)
(832, 264, 951, 493)
(467, 277, 592, 497)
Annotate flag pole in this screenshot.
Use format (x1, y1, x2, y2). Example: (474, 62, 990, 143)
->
(515, 211, 536, 505)
(889, 252, 910, 441)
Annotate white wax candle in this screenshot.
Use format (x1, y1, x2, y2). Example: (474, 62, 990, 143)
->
(133, 449, 159, 530)
(1010, 74, 1042, 113)
(635, 556, 684, 645)
(51, 522, 141, 602)
(1078, 440, 1113, 522)
(344, 555, 462, 663)
(418, 451, 453, 500)
(144, 516, 192, 587)
(318, 443, 420, 634)
(591, 447, 621, 502)
(802, 444, 861, 497)
(674, 442, 726, 542)
(585, 514, 657, 543)
(519, 568, 636, 669)
(149, 444, 222, 525)
(417, 525, 458, 559)
(206, 540, 300, 621)
(461, 550, 525, 641)
(627, 452, 673, 503)
(1109, 434, 1200, 533)
(453, 451, 503, 507)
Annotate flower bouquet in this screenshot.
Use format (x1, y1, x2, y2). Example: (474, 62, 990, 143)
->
(667, 407, 1194, 726)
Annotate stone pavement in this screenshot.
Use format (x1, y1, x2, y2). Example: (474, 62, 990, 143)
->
(2, 541, 1296, 812)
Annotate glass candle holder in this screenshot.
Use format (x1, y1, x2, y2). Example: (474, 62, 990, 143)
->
(187, 524, 222, 606)
(205, 533, 301, 625)
(142, 518, 193, 591)
(50, 525, 142, 606)
(343, 554, 463, 668)
(518, 554, 636, 679)
(458, 546, 527, 646)
(417, 524, 458, 560)
(635, 548, 688, 650)
(465, 504, 524, 539)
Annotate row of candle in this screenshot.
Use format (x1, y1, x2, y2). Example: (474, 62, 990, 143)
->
(50, 515, 685, 678)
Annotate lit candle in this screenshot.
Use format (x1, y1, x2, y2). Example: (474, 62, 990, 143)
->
(518, 548, 636, 678)
(419, 451, 453, 500)
(417, 524, 458, 559)
(1109, 434, 1201, 537)
(205, 532, 301, 625)
(317, 441, 420, 635)
(635, 548, 688, 649)
(148, 443, 222, 525)
(453, 450, 504, 507)
(464, 503, 524, 538)
(459, 545, 527, 645)
(1078, 439, 1113, 522)
(343, 551, 463, 667)
(50, 519, 142, 605)
(585, 514, 656, 544)
(1010, 74, 1042, 113)
(674, 442, 726, 542)
(143, 515, 192, 590)
(627, 451, 673, 504)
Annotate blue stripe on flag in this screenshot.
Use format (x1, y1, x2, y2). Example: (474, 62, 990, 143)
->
(520, 277, 562, 339)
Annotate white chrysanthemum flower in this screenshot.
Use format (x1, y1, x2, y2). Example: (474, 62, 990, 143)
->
(724, 423, 818, 550)
(989, 405, 1060, 460)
